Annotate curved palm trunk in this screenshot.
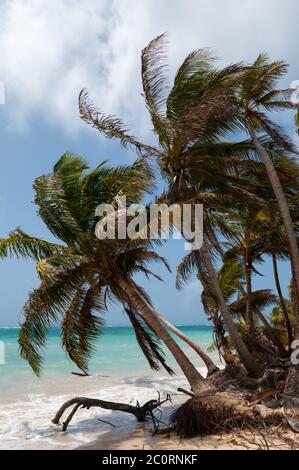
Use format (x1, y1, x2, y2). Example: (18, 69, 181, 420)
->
(247, 122, 299, 395)
(118, 277, 215, 396)
(157, 315, 219, 376)
(198, 241, 262, 377)
(272, 253, 293, 349)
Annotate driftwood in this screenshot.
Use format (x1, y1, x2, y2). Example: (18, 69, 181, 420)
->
(52, 393, 171, 432)
(71, 372, 90, 377)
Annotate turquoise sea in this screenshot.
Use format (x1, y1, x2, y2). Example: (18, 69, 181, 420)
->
(0, 325, 214, 378)
(0, 325, 217, 449)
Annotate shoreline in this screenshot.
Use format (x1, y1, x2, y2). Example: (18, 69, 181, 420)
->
(0, 370, 203, 450)
(1, 369, 297, 451)
(78, 393, 245, 451)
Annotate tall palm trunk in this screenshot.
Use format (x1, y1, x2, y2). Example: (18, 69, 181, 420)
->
(118, 277, 215, 396)
(247, 122, 299, 395)
(245, 260, 255, 337)
(272, 253, 293, 349)
(247, 123, 299, 337)
(157, 315, 219, 376)
(197, 241, 262, 377)
(244, 227, 255, 337)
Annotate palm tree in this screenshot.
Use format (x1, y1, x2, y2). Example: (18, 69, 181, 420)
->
(177, 243, 283, 362)
(223, 206, 278, 337)
(238, 55, 299, 355)
(178, 253, 244, 366)
(226, 153, 299, 349)
(78, 34, 264, 377)
(0, 154, 214, 395)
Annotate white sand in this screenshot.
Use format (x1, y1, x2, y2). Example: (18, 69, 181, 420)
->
(1, 368, 298, 450)
(0, 371, 200, 449)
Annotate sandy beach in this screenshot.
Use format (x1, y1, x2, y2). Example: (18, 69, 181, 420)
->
(79, 391, 299, 451)
(78, 392, 245, 451)
(1, 326, 227, 450)
(0, 369, 203, 450)
(1, 367, 298, 451)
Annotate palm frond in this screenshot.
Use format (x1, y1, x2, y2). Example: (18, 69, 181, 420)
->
(167, 48, 216, 120)
(176, 251, 200, 289)
(230, 289, 277, 317)
(19, 266, 85, 375)
(253, 110, 298, 154)
(61, 286, 105, 373)
(0, 228, 64, 261)
(79, 89, 160, 157)
(125, 307, 174, 374)
(34, 173, 86, 245)
(141, 33, 172, 147)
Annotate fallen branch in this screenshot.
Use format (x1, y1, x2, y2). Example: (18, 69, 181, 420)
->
(71, 372, 90, 377)
(52, 393, 171, 432)
(97, 418, 117, 428)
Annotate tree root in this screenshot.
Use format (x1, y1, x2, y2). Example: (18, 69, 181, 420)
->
(207, 365, 259, 391)
(52, 393, 172, 432)
(170, 391, 284, 438)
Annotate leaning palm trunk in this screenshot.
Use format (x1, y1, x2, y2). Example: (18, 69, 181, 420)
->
(247, 123, 299, 395)
(157, 315, 219, 376)
(245, 261, 255, 337)
(272, 253, 293, 349)
(118, 277, 215, 396)
(197, 241, 262, 378)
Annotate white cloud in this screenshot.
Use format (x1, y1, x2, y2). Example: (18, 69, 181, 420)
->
(0, 0, 298, 136)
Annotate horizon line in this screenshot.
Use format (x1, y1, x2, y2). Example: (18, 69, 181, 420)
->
(0, 323, 211, 329)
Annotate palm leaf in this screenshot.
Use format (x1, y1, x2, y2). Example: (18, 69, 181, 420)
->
(19, 266, 85, 375)
(79, 89, 160, 157)
(141, 33, 171, 147)
(61, 286, 105, 373)
(125, 307, 174, 374)
(0, 228, 64, 261)
(34, 173, 86, 245)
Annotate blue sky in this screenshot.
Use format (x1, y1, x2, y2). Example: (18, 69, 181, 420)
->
(0, 0, 298, 326)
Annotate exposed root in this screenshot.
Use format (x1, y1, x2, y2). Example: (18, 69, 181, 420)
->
(208, 365, 259, 391)
(233, 422, 299, 450)
(170, 392, 284, 438)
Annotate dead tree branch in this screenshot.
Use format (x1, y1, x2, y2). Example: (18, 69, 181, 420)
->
(52, 393, 172, 432)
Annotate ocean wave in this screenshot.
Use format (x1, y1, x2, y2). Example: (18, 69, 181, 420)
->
(0, 372, 200, 450)
(0, 326, 21, 329)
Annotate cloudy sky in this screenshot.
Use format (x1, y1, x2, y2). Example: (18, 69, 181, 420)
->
(0, 0, 298, 326)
